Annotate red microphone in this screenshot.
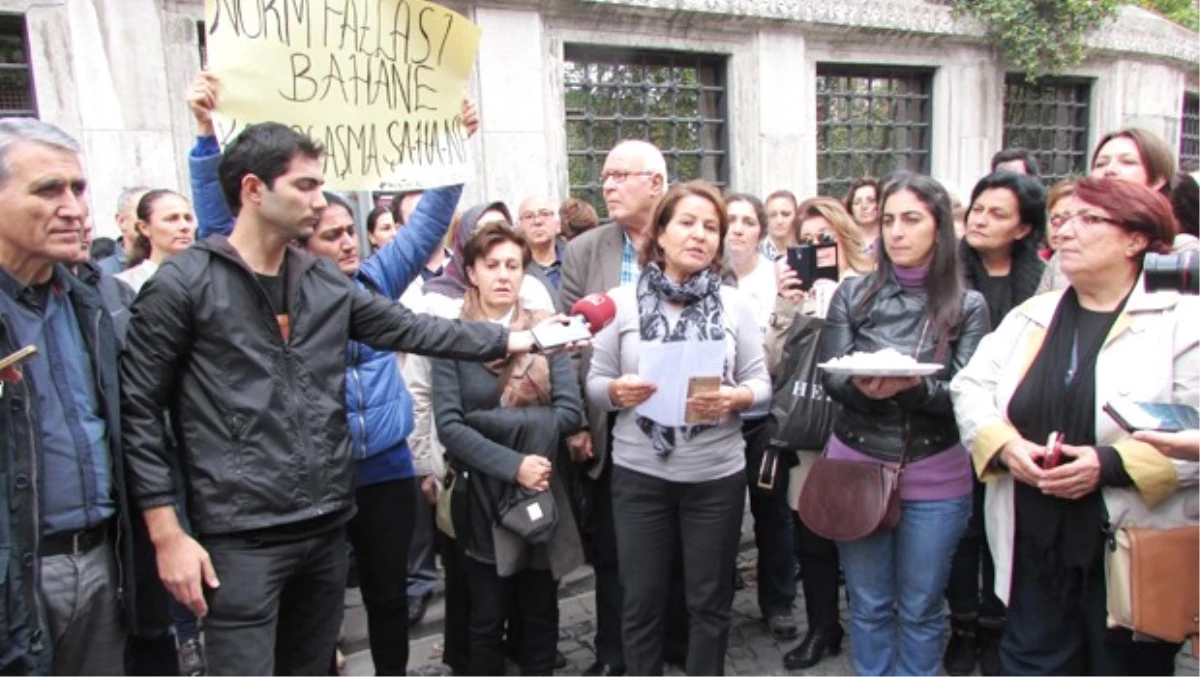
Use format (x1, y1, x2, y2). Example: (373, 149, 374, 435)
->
(570, 293, 617, 334)
(531, 293, 617, 352)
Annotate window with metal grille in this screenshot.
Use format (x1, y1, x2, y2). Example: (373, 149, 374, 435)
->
(564, 45, 728, 212)
(1002, 76, 1091, 183)
(0, 14, 36, 118)
(816, 64, 933, 198)
(1181, 93, 1199, 173)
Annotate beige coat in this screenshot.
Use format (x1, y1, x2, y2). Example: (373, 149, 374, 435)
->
(950, 282, 1199, 605)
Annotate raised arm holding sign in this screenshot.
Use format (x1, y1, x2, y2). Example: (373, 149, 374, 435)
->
(203, 0, 480, 191)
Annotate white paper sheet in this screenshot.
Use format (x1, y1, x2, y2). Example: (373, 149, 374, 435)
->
(636, 340, 725, 426)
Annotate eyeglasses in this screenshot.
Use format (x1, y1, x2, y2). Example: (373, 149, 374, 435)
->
(1049, 212, 1122, 230)
(802, 232, 836, 245)
(519, 209, 556, 222)
(600, 170, 655, 185)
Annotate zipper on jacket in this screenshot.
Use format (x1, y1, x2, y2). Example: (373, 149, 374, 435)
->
(90, 307, 126, 604)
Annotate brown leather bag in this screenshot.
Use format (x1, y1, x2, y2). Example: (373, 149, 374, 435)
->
(796, 448, 905, 542)
(1105, 525, 1199, 645)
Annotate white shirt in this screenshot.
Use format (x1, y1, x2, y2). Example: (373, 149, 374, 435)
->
(734, 254, 778, 333)
(114, 259, 159, 294)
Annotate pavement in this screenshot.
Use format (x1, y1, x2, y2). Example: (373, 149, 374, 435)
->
(338, 517, 1200, 676)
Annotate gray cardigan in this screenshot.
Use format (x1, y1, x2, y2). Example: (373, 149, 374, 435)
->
(585, 285, 772, 483)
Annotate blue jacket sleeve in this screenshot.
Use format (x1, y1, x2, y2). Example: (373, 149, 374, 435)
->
(189, 135, 235, 238)
(358, 183, 462, 298)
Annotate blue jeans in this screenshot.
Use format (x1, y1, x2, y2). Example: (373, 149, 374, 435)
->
(837, 495, 970, 676)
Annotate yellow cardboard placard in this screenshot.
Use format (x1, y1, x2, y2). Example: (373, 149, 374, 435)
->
(203, 0, 480, 191)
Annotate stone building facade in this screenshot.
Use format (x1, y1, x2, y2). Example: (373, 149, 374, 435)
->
(1, 0, 1197, 238)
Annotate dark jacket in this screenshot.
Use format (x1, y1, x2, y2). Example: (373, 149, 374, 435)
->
(120, 237, 509, 536)
(1, 266, 138, 675)
(75, 259, 135, 345)
(432, 353, 584, 577)
(819, 273, 990, 462)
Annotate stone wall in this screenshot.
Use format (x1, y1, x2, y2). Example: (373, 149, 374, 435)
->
(3, 0, 1196, 237)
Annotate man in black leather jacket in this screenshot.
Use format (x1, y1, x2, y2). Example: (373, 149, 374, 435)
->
(120, 122, 546, 675)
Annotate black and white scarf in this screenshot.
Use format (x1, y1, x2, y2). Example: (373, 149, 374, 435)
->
(635, 262, 726, 458)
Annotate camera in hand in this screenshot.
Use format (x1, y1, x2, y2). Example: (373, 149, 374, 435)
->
(1143, 250, 1197, 295)
(786, 233, 840, 292)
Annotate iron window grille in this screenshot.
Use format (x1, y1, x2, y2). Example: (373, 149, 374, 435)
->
(1181, 93, 1199, 173)
(564, 44, 728, 213)
(0, 14, 36, 118)
(816, 64, 933, 198)
(1003, 76, 1091, 184)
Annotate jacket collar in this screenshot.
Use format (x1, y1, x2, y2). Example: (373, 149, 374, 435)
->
(199, 235, 320, 293)
(1017, 275, 1180, 346)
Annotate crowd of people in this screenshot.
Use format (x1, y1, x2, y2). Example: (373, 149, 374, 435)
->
(0, 66, 1197, 677)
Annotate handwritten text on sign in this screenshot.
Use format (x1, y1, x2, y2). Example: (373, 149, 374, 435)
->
(204, 0, 481, 191)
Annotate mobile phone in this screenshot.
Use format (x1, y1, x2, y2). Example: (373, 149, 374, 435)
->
(757, 448, 779, 490)
(786, 243, 839, 291)
(1042, 432, 1063, 469)
(1103, 399, 1200, 433)
(530, 316, 592, 352)
(0, 345, 37, 371)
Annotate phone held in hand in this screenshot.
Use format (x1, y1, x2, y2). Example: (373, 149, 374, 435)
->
(786, 240, 839, 291)
(1042, 432, 1064, 469)
(530, 316, 592, 352)
(1103, 399, 1200, 434)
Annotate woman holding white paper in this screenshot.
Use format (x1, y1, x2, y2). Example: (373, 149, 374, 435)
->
(586, 181, 771, 676)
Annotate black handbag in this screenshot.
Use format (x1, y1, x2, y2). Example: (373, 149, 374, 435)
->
(496, 486, 559, 544)
(766, 314, 839, 451)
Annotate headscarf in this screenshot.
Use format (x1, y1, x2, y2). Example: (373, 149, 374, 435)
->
(423, 201, 512, 299)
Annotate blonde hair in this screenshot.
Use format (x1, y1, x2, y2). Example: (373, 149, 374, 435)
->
(796, 196, 874, 274)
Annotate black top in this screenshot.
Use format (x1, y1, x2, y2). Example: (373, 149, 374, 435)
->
(975, 274, 1013, 329)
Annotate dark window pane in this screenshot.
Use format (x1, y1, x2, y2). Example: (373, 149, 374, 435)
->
(815, 64, 933, 197)
(564, 45, 728, 214)
(0, 14, 35, 117)
(1181, 93, 1199, 173)
(1002, 76, 1092, 185)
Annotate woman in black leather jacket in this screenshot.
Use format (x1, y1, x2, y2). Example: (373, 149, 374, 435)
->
(818, 172, 990, 676)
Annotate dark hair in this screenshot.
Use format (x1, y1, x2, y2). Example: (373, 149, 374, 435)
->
(724, 192, 767, 241)
(366, 205, 392, 235)
(1170, 172, 1199, 239)
(1091, 127, 1175, 195)
(131, 188, 186, 266)
(855, 173, 964, 346)
(218, 123, 323, 215)
(559, 197, 599, 240)
(965, 171, 1047, 255)
(843, 177, 879, 218)
(990, 148, 1042, 177)
(90, 236, 117, 261)
(640, 181, 727, 275)
(1072, 178, 1177, 260)
(389, 189, 423, 225)
(765, 189, 798, 208)
(461, 221, 532, 274)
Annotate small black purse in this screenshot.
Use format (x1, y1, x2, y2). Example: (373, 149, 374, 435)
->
(496, 486, 559, 544)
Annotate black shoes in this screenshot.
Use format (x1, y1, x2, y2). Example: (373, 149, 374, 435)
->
(766, 613, 799, 641)
(554, 650, 568, 670)
(943, 614, 978, 676)
(582, 661, 626, 676)
(977, 617, 1005, 676)
(782, 624, 844, 670)
(407, 592, 431, 626)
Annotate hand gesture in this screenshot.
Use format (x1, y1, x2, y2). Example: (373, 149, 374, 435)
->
(566, 430, 594, 463)
(851, 375, 920, 400)
(686, 385, 750, 420)
(775, 260, 807, 304)
(1038, 444, 1101, 500)
(998, 437, 1047, 488)
(462, 99, 480, 138)
(516, 455, 551, 491)
(187, 71, 221, 136)
(1133, 429, 1200, 461)
(608, 374, 657, 409)
(155, 531, 220, 617)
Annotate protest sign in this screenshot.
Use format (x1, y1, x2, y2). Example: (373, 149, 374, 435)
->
(204, 0, 481, 191)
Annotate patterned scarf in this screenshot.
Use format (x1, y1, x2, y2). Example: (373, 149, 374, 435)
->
(635, 262, 726, 458)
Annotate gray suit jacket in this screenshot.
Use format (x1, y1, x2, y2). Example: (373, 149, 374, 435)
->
(560, 222, 626, 478)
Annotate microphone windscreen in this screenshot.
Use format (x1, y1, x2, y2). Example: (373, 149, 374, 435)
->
(570, 293, 617, 334)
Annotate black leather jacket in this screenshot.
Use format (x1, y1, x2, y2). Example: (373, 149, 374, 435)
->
(819, 274, 990, 463)
(120, 238, 509, 536)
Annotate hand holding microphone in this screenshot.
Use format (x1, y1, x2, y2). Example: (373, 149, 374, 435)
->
(527, 293, 618, 354)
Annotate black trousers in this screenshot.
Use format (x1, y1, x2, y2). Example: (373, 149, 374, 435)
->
(345, 477, 417, 675)
(612, 465, 746, 676)
(440, 531, 471, 675)
(793, 509, 841, 631)
(201, 526, 347, 676)
(463, 556, 559, 676)
(1001, 542, 1180, 676)
(946, 478, 1005, 620)
(743, 418, 797, 619)
(590, 451, 690, 669)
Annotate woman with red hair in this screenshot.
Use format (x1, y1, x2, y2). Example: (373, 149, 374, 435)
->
(952, 178, 1197, 675)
